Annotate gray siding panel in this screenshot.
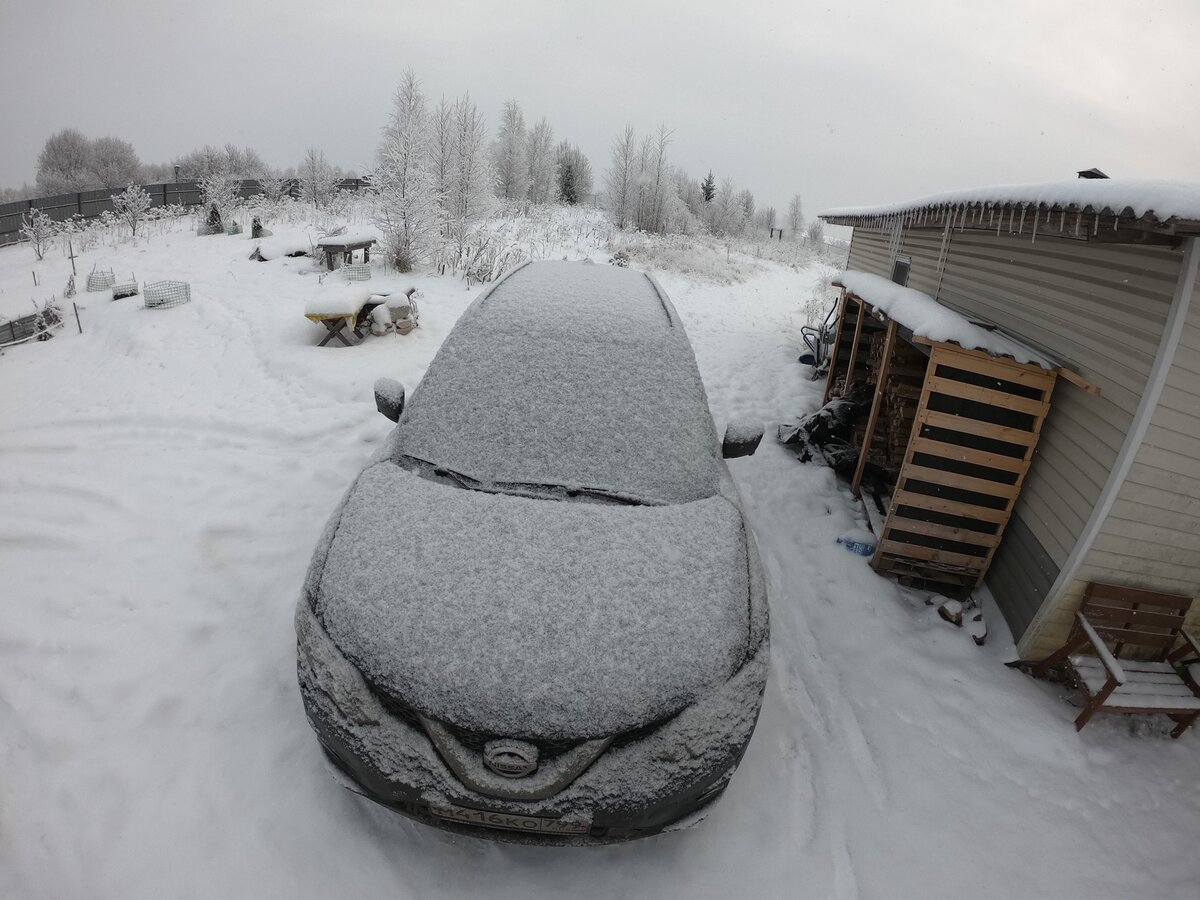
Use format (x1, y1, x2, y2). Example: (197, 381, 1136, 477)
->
(1082, 271, 1200, 597)
(844, 226, 1183, 639)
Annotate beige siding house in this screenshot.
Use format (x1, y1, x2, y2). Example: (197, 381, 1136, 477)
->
(821, 179, 1200, 658)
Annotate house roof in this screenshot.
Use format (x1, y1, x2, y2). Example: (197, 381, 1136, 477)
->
(821, 179, 1200, 240)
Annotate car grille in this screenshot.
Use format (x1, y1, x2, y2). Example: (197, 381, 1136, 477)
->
(369, 680, 669, 759)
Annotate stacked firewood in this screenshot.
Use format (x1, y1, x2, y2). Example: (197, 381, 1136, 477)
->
(879, 342, 928, 464)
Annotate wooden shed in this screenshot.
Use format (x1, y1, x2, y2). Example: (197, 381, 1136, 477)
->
(820, 179, 1200, 660)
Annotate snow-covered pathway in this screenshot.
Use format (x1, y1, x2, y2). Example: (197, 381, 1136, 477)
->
(2, 231, 1199, 899)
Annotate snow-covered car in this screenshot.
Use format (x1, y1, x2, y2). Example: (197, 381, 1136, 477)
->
(295, 260, 769, 843)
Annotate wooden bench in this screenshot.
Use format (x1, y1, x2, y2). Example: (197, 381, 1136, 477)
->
(1032, 583, 1200, 737)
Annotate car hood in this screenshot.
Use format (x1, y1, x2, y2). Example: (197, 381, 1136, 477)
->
(315, 462, 751, 742)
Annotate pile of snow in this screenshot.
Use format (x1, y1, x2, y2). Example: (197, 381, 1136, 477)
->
(304, 285, 372, 318)
(822, 177, 1200, 224)
(251, 237, 311, 260)
(316, 229, 379, 246)
(835, 269, 1056, 367)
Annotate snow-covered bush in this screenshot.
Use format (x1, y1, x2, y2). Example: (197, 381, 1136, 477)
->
(112, 184, 153, 237)
(198, 172, 241, 233)
(20, 207, 54, 260)
(299, 148, 341, 209)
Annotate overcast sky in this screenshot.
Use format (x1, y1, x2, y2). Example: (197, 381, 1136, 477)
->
(3, 0, 1199, 221)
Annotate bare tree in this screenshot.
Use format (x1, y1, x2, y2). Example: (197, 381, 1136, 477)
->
(526, 118, 556, 204)
(445, 93, 493, 254)
(788, 194, 804, 239)
(36, 128, 94, 194)
(806, 218, 825, 244)
(491, 99, 529, 201)
(427, 96, 455, 231)
(20, 208, 54, 260)
(300, 147, 341, 209)
(256, 169, 293, 205)
(604, 125, 637, 228)
(112, 184, 153, 236)
(89, 137, 142, 189)
(737, 189, 756, 232)
(372, 69, 438, 271)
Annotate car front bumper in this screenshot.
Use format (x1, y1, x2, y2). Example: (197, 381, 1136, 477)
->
(296, 598, 768, 843)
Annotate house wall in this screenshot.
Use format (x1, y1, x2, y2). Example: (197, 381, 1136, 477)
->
(845, 226, 1184, 640)
(1019, 264, 1200, 657)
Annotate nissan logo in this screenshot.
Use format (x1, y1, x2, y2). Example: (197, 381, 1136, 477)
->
(483, 739, 539, 778)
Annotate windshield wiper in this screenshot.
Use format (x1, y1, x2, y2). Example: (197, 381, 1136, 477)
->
(395, 455, 659, 506)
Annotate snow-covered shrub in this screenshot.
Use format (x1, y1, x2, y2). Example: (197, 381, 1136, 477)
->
(20, 207, 54, 260)
(112, 184, 153, 237)
(198, 172, 241, 234)
(299, 148, 341, 209)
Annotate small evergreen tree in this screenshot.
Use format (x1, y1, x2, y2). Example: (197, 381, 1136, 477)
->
(701, 171, 716, 203)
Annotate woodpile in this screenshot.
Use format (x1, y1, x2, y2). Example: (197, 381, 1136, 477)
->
(861, 335, 928, 471)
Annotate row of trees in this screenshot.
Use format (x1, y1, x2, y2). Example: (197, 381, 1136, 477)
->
(370, 71, 595, 272)
(603, 124, 820, 242)
(11, 128, 354, 206)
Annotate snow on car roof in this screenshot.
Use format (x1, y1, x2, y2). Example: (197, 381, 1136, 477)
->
(821, 178, 1200, 231)
(394, 260, 722, 504)
(834, 270, 1056, 368)
(317, 464, 750, 740)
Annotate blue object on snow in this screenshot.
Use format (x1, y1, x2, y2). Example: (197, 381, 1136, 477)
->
(836, 534, 877, 556)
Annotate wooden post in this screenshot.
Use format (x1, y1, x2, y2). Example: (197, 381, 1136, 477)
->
(822, 289, 851, 405)
(73, 302, 82, 334)
(76, 193, 82, 215)
(68, 239, 76, 276)
(852, 318, 897, 498)
(842, 298, 868, 391)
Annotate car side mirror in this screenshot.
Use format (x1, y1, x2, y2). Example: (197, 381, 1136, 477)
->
(374, 377, 406, 422)
(722, 421, 764, 459)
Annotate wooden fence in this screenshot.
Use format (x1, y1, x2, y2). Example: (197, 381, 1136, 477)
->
(0, 178, 367, 246)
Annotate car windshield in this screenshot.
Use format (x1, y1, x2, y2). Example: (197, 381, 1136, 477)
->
(392, 262, 722, 505)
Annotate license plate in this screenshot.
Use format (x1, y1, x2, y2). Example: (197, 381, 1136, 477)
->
(432, 803, 589, 835)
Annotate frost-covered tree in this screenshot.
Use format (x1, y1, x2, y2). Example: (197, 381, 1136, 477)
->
(20, 207, 54, 260)
(198, 171, 241, 231)
(737, 189, 756, 229)
(300, 147, 341, 209)
(787, 194, 804, 239)
(36, 128, 95, 194)
(700, 171, 716, 203)
(427, 96, 456, 226)
(89, 137, 142, 189)
(631, 126, 672, 233)
(604, 125, 637, 227)
(710, 176, 746, 236)
(526, 118, 555, 204)
(256, 169, 293, 205)
(112, 183, 153, 236)
(444, 93, 494, 253)
(371, 70, 439, 272)
(556, 142, 592, 206)
(174, 143, 267, 180)
(491, 99, 529, 201)
(807, 218, 825, 245)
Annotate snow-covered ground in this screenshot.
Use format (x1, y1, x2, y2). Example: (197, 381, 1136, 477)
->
(2, 213, 1199, 899)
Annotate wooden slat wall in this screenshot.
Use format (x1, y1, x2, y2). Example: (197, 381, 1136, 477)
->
(872, 344, 1058, 594)
(846, 225, 1183, 639)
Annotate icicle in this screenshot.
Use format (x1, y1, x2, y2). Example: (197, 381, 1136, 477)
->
(1113, 215, 1118, 231)
(1073, 212, 1080, 237)
(1018, 204, 1027, 234)
(1059, 210, 1065, 232)
(1093, 213, 1099, 236)
(1008, 207, 1016, 233)
(1031, 208, 1039, 243)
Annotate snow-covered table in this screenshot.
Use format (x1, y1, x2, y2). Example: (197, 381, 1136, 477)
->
(315, 233, 377, 272)
(304, 287, 381, 347)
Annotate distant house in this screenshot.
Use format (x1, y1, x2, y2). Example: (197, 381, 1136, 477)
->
(820, 179, 1200, 659)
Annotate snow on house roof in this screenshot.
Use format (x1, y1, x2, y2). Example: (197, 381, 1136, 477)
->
(833, 270, 1056, 369)
(821, 178, 1200, 233)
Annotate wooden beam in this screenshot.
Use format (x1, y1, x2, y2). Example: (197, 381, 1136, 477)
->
(1057, 366, 1102, 396)
(842, 297, 869, 392)
(852, 318, 897, 498)
(822, 289, 850, 406)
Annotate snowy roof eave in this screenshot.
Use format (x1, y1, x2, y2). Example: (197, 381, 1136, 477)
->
(820, 179, 1200, 240)
(832, 270, 1060, 370)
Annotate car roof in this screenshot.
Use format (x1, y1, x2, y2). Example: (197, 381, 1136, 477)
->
(393, 261, 722, 504)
